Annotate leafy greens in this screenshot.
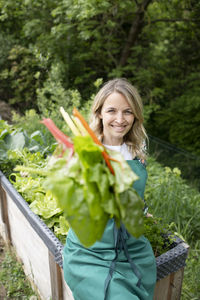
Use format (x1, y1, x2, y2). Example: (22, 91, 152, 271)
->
(43, 135, 144, 247)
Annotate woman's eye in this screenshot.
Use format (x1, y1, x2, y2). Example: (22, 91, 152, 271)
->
(125, 111, 133, 114)
(107, 109, 115, 113)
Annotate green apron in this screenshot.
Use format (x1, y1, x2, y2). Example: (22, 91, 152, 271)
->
(63, 159, 156, 300)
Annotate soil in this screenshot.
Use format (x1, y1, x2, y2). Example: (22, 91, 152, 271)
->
(0, 235, 7, 299)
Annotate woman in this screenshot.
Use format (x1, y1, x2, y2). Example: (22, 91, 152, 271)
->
(63, 78, 156, 300)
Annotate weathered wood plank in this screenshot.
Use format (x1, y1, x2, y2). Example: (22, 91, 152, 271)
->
(169, 268, 184, 299)
(154, 274, 170, 300)
(0, 184, 11, 244)
(154, 268, 184, 300)
(6, 193, 52, 300)
(49, 250, 63, 300)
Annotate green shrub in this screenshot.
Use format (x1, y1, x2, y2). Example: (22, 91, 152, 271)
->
(146, 156, 200, 246)
(0, 45, 46, 112)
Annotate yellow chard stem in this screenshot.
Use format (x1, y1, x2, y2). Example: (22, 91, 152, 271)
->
(72, 116, 89, 136)
(60, 107, 81, 136)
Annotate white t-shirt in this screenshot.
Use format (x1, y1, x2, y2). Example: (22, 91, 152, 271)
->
(103, 143, 132, 160)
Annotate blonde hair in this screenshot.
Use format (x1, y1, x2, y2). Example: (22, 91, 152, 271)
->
(90, 78, 148, 159)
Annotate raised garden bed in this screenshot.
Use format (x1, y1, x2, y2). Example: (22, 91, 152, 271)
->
(0, 170, 189, 300)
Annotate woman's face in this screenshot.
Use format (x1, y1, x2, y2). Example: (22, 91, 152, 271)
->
(100, 92, 135, 145)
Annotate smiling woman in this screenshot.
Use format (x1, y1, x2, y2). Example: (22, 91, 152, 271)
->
(62, 78, 156, 300)
(90, 78, 147, 160)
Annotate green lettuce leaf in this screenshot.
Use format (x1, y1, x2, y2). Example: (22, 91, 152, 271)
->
(30, 190, 62, 219)
(54, 216, 70, 235)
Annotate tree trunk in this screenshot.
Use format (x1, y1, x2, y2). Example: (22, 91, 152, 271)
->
(119, 0, 153, 67)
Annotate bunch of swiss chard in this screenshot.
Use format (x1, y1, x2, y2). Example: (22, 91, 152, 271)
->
(16, 107, 145, 247)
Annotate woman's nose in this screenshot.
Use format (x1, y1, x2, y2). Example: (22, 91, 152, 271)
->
(116, 112, 124, 123)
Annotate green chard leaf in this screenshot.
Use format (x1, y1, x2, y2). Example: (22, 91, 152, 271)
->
(54, 216, 70, 236)
(119, 188, 144, 238)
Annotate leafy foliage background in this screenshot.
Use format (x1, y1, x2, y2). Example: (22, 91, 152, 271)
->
(0, 0, 200, 155)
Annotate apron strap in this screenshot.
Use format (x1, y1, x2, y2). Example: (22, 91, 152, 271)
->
(104, 222, 142, 299)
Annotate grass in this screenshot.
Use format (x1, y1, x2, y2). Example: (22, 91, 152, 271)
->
(0, 240, 38, 299)
(181, 241, 200, 300)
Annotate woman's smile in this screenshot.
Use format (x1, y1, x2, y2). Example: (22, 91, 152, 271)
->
(110, 124, 127, 132)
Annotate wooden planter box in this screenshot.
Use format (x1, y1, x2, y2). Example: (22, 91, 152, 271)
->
(0, 171, 189, 300)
